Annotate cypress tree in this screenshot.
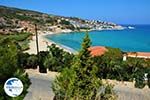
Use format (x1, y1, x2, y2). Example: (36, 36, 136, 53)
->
(53, 33, 116, 100)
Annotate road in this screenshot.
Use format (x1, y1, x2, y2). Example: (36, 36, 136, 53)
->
(24, 69, 57, 100)
(24, 69, 150, 100)
(114, 85, 150, 100)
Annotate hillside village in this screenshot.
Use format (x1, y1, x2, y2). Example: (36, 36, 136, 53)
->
(0, 5, 124, 34)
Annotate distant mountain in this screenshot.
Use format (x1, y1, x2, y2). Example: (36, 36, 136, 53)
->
(0, 5, 123, 34)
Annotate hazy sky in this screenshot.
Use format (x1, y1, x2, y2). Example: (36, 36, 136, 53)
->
(0, 0, 150, 24)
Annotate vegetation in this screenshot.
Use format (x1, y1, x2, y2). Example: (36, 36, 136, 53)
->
(94, 48, 123, 80)
(0, 5, 120, 35)
(0, 32, 31, 50)
(26, 54, 38, 69)
(0, 38, 30, 100)
(59, 20, 70, 25)
(44, 44, 74, 72)
(0, 23, 149, 99)
(6, 32, 31, 41)
(94, 48, 150, 88)
(38, 51, 49, 73)
(52, 33, 116, 100)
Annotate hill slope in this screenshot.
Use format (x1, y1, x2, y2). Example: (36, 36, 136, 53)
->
(0, 5, 123, 34)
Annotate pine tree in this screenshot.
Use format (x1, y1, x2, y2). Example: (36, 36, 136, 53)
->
(0, 38, 30, 100)
(52, 33, 116, 100)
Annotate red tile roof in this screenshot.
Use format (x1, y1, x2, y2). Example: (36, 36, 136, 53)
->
(127, 52, 150, 58)
(88, 46, 107, 56)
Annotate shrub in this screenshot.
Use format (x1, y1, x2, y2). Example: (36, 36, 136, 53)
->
(52, 33, 116, 100)
(0, 40, 30, 100)
(18, 52, 30, 68)
(148, 72, 150, 88)
(44, 44, 74, 72)
(26, 54, 38, 69)
(39, 51, 49, 73)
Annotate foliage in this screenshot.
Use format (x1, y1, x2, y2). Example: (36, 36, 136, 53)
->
(18, 52, 38, 69)
(0, 38, 30, 100)
(19, 40, 30, 51)
(134, 73, 146, 89)
(39, 51, 49, 73)
(6, 32, 31, 41)
(148, 72, 150, 88)
(0, 40, 19, 81)
(18, 52, 30, 68)
(12, 69, 31, 100)
(94, 48, 150, 88)
(94, 48, 123, 80)
(0, 32, 31, 51)
(59, 20, 70, 25)
(97, 84, 117, 100)
(44, 44, 74, 72)
(52, 33, 116, 100)
(26, 54, 38, 69)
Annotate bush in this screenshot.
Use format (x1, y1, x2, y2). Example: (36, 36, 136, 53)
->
(18, 52, 30, 68)
(8, 32, 31, 41)
(148, 73, 150, 88)
(44, 44, 74, 72)
(135, 79, 146, 89)
(26, 54, 38, 69)
(0, 40, 30, 100)
(0, 42, 19, 81)
(39, 51, 49, 73)
(95, 48, 123, 79)
(0, 32, 31, 51)
(94, 47, 150, 89)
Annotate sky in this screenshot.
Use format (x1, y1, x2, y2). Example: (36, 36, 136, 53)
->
(0, 0, 150, 24)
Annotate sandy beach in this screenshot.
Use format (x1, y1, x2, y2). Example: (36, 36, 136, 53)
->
(25, 31, 76, 54)
(25, 30, 150, 59)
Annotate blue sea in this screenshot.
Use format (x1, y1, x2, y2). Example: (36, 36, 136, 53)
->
(46, 25, 150, 52)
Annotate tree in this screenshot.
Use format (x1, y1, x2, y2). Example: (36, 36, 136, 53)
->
(52, 33, 116, 100)
(44, 44, 74, 72)
(0, 41, 18, 81)
(95, 48, 123, 80)
(0, 38, 30, 100)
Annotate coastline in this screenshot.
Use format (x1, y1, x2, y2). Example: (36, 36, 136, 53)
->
(25, 30, 77, 54)
(25, 28, 150, 59)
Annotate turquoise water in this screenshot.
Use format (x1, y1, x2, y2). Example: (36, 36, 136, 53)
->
(46, 25, 150, 52)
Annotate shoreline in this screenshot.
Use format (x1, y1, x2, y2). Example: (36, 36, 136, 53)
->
(43, 33, 77, 54)
(25, 26, 125, 54)
(25, 30, 77, 54)
(25, 29, 150, 59)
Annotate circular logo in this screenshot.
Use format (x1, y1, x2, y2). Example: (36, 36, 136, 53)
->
(4, 78, 23, 97)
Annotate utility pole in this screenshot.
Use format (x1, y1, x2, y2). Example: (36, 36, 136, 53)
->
(35, 24, 40, 71)
(35, 24, 39, 57)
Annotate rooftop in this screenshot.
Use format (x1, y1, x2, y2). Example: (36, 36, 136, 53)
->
(127, 52, 150, 59)
(88, 46, 107, 56)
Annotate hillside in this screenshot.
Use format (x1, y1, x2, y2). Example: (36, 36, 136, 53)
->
(0, 5, 123, 34)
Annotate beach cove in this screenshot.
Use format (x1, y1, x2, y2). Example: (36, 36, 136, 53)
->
(46, 25, 150, 52)
(25, 29, 77, 54)
(25, 25, 150, 58)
